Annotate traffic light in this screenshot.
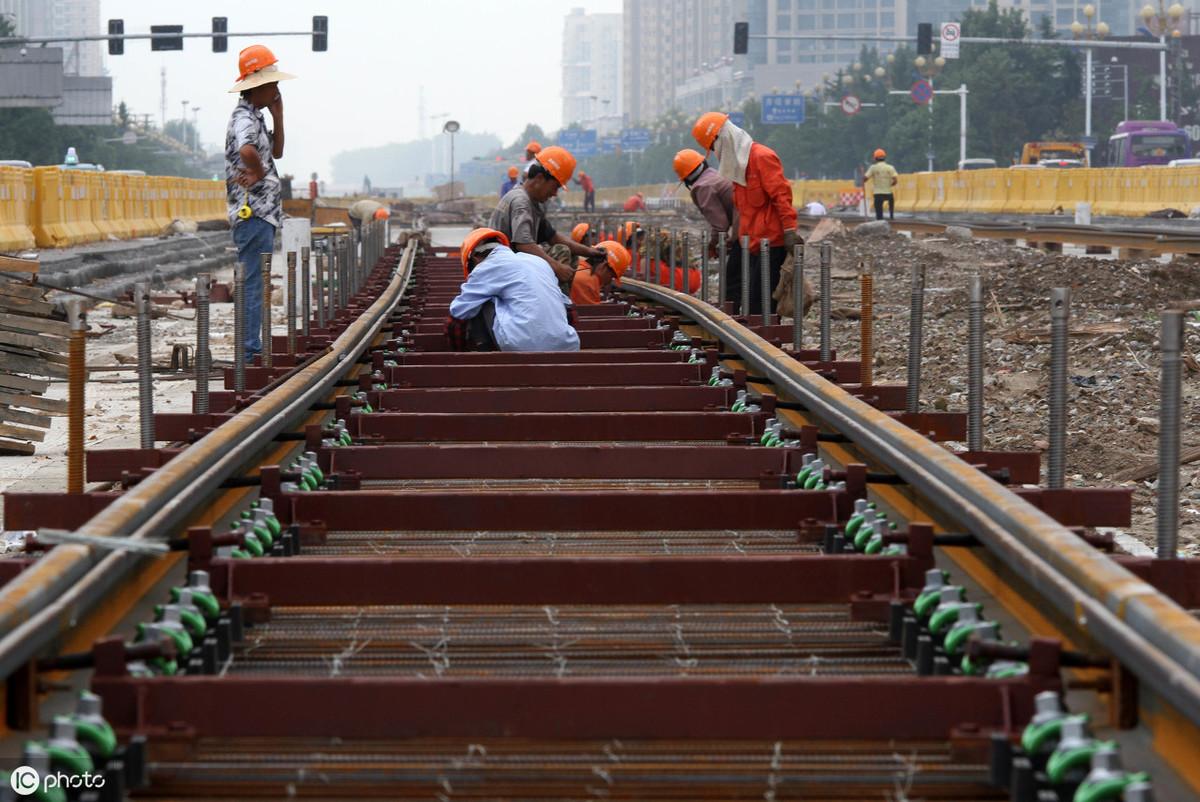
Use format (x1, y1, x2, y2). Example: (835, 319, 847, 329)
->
(212, 17, 228, 53)
(733, 21, 749, 55)
(917, 23, 932, 55)
(107, 19, 123, 56)
(150, 24, 183, 51)
(312, 15, 328, 51)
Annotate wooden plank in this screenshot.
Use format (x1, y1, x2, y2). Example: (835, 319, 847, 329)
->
(0, 405, 51, 429)
(0, 329, 67, 354)
(0, 255, 38, 274)
(0, 373, 50, 394)
(0, 281, 48, 301)
(0, 391, 66, 415)
(0, 312, 70, 337)
(0, 294, 55, 318)
(0, 438, 36, 456)
(0, 346, 68, 367)
(0, 421, 46, 442)
(0, 351, 66, 379)
(1113, 445, 1200, 483)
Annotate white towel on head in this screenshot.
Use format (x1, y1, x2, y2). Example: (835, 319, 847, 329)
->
(714, 120, 753, 187)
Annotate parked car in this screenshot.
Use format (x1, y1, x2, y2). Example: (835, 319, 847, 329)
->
(958, 158, 998, 170)
(0, 160, 32, 168)
(1166, 158, 1200, 167)
(1038, 159, 1085, 168)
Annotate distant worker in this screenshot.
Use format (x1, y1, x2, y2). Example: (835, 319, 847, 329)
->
(347, 198, 384, 234)
(575, 170, 596, 212)
(673, 148, 737, 273)
(623, 191, 646, 212)
(804, 199, 827, 216)
(490, 145, 604, 286)
(308, 171, 318, 200)
(447, 228, 580, 352)
(373, 207, 390, 221)
(500, 166, 519, 197)
(570, 222, 595, 247)
(571, 241, 631, 306)
(520, 140, 542, 181)
(864, 148, 898, 221)
(225, 43, 294, 364)
(692, 111, 798, 316)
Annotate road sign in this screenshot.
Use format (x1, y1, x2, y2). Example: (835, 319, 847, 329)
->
(599, 135, 621, 155)
(558, 128, 598, 157)
(940, 22, 960, 59)
(910, 79, 933, 105)
(1080, 135, 1097, 149)
(840, 94, 861, 116)
(619, 128, 651, 152)
(728, 111, 746, 127)
(761, 94, 806, 124)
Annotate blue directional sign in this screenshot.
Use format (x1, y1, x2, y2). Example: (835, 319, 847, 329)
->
(558, 128, 598, 157)
(620, 127, 652, 151)
(599, 135, 621, 154)
(761, 95, 806, 124)
(728, 111, 746, 127)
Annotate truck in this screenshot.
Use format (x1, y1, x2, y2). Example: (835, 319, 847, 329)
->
(1107, 120, 1191, 167)
(1019, 141, 1086, 165)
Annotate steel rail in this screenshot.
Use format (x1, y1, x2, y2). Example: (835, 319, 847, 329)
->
(624, 277, 1200, 726)
(0, 241, 416, 680)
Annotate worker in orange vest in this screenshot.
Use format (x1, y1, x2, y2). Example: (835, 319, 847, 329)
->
(571, 241, 631, 306)
(574, 171, 596, 211)
(623, 191, 646, 212)
(692, 111, 799, 316)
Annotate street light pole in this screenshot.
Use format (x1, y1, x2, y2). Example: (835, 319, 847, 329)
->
(443, 119, 460, 200)
(1072, 6, 1108, 164)
(1141, 2, 1185, 120)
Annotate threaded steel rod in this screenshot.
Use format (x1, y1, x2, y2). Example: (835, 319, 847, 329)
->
(286, 251, 297, 356)
(316, 253, 326, 329)
(967, 274, 985, 452)
(792, 243, 804, 351)
(1157, 309, 1184, 559)
(717, 232, 727, 311)
(194, 273, 211, 414)
(1047, 288, 1071, 489)
(260, 253, 273, 369)
(328, 243, 338, 315)
(699, 231, 709, 304)
(233, 264, 245, 393)
(668, 230, 677, 292)
(819, 243, 832, 363)
(134, 282, 155, 449)
(681, 233, 691, 296)
(759, 238, 772, 326)
(860, 272, 873, 387)
(301, 246, 311, 337)
(904, 265, 927, 415)
(740, 235, 750, 316)
(66, 300, 86, 494)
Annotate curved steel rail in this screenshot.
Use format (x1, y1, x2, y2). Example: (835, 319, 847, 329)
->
(0, 241, 417, 679)
(624, 277, 1200, 726)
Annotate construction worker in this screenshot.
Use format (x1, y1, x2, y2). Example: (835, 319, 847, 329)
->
(570, 222, 594, 247)
(447, 228, 580, 352)
(692, 111, 798, 316)
(500, 166, 519, 197)
(490, 145, 604, 286)
(347, 198, 384, 234)
(571, 241, 630, 306)
(520, 140, 542, 181)
(574, 170, 596, 211)
(864, 148, 898, 221)
(308, 171, 318, 200)
(623, 191, 646, 212)
(673, 148, 737, 277)
(225, 43, 294, 364)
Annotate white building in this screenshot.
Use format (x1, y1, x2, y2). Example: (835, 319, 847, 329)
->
(562, 7, 624, 134)
(0, 0, 103, 76)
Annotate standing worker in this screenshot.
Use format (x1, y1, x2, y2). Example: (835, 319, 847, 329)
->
(575, 170, 596, 212)
(864, 148, 898, 221)
(500, 166, 519, 198)
(225, 43, 294, 364)
(691, 111, 798, 316)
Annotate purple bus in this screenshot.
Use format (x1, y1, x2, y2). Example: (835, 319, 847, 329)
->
(1107, 120, 1191, 167)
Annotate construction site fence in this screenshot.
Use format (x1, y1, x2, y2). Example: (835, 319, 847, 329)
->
(592, 166, 1200, 220)
(0, 167, 226, 252)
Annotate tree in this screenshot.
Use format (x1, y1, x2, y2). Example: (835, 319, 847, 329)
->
(0, 12, 16, 38)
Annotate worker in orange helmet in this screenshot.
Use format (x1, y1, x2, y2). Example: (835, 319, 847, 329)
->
(673, 148, 736, 265)
(571, 241, 631, 306)
(225, 43, 295, 364)
(692, 111, 799, 316)
(372, 207, 390, 220)
(519, 140, 542, 182)
(491, 145, 605, 287)
(570, 222, 593, 246)
(574, 170, 596, 212)
(864, 148, 898, 221)
(623, 191, 646, 212)
(500, 165, 519, 198)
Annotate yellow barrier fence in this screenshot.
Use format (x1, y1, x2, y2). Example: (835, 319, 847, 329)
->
(0, 167, 36, 251)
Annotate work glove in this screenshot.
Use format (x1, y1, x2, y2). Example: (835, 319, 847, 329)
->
(782, 229, 799, 252)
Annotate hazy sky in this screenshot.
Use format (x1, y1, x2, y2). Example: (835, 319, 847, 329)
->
(100, 0, 622, 183)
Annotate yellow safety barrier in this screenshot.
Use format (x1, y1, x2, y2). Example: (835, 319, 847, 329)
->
(0, 167, 36, 252)
(889, 174, 917, 214)
(63, 169, 102, 244)
(149, 176, 171, 232)
(910, 173, 940, 215)
(89, 173, 118, 240)
(939, 172, 972, 213)
(31, 167, 72, 248)
(1052, 170, 1090, 215)
(1016, 169, 1057, 215)
(127, 176, 155, 237)
(1159, 166, 1200, 216)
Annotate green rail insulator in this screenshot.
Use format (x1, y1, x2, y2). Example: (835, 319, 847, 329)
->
(1048, 742, 1109, 785)
(171, 586, 219, 621)
(69, 717, 117, 759)
(1073, 773, 1150, 802)
(44, 740, 93, 777)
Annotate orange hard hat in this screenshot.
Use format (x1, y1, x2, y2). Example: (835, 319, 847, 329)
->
(673, 149, 706, 181)
(507, 166, 519, 178)
(874, 148, 887, 160)
(692, 111, 729, 151)
(373, 207, 390, 220)
(230, 44, 296, 93)
(525, 141, 542, 153)
(623, 221, 639, 241)
(596, 241, 632, 284)
(534, 145, 576, 186)
(570, 222, 590, 243)
(459, 227, 510, 278)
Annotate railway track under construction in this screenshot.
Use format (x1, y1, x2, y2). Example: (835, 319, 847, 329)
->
(1, 225, 1199, 801)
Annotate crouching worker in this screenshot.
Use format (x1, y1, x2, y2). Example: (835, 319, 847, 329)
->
(571, 241, 631, 306)
(446, 228, 580, 352)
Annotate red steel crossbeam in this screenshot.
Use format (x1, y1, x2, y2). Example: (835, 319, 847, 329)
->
(386, 350, 689, 365)
(382, 362, 705, 388)
(351, 411, 757, 443)
(370, 385, 734, 413)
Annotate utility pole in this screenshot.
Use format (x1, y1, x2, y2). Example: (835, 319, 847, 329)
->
(160, 67, 167, 131)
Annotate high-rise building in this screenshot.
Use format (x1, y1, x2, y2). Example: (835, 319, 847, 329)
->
(0, 0, 103, 76)
(562, 7, 624, 133)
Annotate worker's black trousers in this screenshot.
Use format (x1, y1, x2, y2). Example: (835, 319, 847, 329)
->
(583, 191, 595, 212)
(723, 244, 785, 316)
(874, 193, 895, 221)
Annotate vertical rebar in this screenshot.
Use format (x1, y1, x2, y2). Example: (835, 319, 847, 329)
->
(792, 243, 804, 351)
(967, 274, 985, 452)
(740, 235, 750, 316)
(819, 243, 832, 363)
(759, 237, 772, 325)
(260, 253, 272, 369)
(340, 236, 350, 308)
(316, 252, 327, 329)
(717, 232, 727, 309)
(328, 242, 338, 315)
(905, 264, 926, 415)
(860, 272, 874, 387)
(668, 230, 677, 291)
(194, 273, 211, 414)
(1047, 287, 1071, 490)
(630, 221, 640, 280)
(286, 251, 297, 355)
(699, 230, 709, 304)
(301, 246, 311, 337)
(681, 232, 690, 295)
(134, 282, 155, 449)
(66, 300, 86, 494)
(1157, 309, 1184, 559)
(233, 264, 245, 393)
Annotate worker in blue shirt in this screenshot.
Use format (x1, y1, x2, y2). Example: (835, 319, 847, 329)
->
(499, 166, 518, 198)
